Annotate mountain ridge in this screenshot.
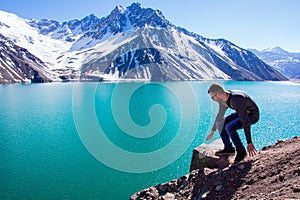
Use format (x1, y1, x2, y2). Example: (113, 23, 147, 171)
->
(0, 3, 288, 83)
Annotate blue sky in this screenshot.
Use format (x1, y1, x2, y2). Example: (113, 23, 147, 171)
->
(0, 0, 299, 52)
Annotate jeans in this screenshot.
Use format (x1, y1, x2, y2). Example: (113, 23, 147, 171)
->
(216, 112, 245, 151)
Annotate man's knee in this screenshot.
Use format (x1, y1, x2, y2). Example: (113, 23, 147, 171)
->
(224, 124, 231, 133)
(225, 120, 242, 134)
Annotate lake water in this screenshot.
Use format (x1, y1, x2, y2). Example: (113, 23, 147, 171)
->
(0, 81, 299, 199)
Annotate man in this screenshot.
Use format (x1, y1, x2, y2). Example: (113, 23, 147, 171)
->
(206, 83, 259, 163)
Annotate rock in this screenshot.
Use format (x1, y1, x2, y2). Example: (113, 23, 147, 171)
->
(215, 185, 222, 191)
(201, 191, 210, 198)
(294, 167, 300, 176)
(158, 184, 168, 194)
(293, 187, 300, 193)
(238, 164, 245, 170)
(241, 185, 249, 191)
(190, 139, 227, 172)
(162, 192, 175, 200)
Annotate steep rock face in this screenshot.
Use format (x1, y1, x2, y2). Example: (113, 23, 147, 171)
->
(80, 27, 229, 81)
(200, 39, 287, 81)
(0, 34, 52, 83)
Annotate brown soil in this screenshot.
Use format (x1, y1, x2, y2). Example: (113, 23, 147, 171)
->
(130, 136, 300, 200)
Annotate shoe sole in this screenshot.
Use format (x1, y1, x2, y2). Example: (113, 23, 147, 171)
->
(215, 152, 236, 156)
(234, 155, 247, 163)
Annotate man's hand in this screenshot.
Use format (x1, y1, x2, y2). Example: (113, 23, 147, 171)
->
(247, 143, 257, 157)
(206, 130, 215, 141)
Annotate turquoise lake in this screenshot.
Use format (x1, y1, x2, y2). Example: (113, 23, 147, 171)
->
(0, 81, 299, 199)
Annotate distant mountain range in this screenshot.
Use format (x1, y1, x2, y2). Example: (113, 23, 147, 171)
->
(0, 3, 289, 83)
(249, 47, 300, 79)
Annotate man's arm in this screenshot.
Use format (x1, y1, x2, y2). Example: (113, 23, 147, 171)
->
(231, 97, 257, 157)
(211, 103, 227, 131)
(207, 103, 227, 141)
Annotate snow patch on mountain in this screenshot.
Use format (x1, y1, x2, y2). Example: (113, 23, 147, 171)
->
(0, 10, 71, 69)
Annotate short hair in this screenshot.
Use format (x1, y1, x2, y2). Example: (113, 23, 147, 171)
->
(208, 83, 226, 94)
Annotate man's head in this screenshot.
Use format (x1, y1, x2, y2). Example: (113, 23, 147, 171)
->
(208, 83, 226, 94)
(208, 83, 227, 102)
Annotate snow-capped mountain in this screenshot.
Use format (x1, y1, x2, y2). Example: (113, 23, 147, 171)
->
(250, 47, 300, 79)
(0, 3, 287, 83)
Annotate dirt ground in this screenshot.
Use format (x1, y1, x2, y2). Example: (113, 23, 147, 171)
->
(130, 136, 300, 200)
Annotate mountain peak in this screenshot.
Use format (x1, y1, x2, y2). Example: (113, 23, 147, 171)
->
(111, 5, 126, 15)
(128, 2, 142, 10)
(77, 3, 171, 40)
(126, 2, 170, 28)
(263, 46, 288, 54)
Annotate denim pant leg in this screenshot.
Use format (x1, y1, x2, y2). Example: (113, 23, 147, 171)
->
(225, 117, 245, 150)
(217, 112, 240, 149)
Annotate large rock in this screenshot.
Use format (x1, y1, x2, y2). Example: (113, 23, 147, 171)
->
(190, 139, 233, 172)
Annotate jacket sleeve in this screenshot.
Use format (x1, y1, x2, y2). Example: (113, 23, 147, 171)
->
(212, 103, 227, 131)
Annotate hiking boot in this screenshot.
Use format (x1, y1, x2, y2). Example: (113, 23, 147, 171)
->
(234, 149, 247, 163)
(215, 147, 236, 156)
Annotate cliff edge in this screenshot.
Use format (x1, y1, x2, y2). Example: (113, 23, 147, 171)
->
(130, 136, 300, 200)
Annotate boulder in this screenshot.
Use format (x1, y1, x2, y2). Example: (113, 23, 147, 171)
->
(190, 139, 233, 172)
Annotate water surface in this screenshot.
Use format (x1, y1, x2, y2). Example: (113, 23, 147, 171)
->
(0, 81, 299, 199)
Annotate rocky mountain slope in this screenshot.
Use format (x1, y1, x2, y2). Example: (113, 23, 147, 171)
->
(0, 34, 53, 83)
(131, 136, 300, 200)
(0, 3, 288, 83)
(250, 47, 300, 79)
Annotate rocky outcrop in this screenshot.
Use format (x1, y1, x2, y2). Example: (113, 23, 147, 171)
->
(130, 136, 300, 200)
(189, 139, 226, 172)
